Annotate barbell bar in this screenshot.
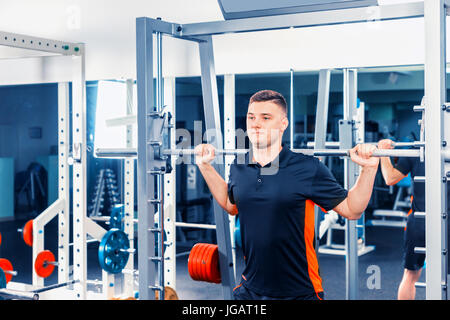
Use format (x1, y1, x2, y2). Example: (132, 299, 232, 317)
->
(306, 141, 425, 149)
(0, 280, 80, 300)
(95, 147, 423, 159)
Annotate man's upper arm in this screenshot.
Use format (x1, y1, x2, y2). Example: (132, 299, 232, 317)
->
(388, 167, 407, 185)
(308, 159, 348, 212)
(390, 157, 411, 185)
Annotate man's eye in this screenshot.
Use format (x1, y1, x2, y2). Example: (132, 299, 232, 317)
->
(264, 117, 270, 120)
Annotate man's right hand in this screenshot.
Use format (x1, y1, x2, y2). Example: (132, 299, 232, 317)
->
(195, 144, 216, 166)
(378, 139, 394, 150)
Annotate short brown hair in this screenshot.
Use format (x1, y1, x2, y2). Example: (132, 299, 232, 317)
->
(249, 90, 287, 115)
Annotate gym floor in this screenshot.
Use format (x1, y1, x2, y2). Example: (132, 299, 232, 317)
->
(0, 217, 425, 300)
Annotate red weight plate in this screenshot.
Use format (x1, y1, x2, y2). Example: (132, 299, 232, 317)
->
(209, 245, 221, 284)
(188, 243, 205, 281)
(201, 244, 215, 283)
(193, 243, 209, 282)
(23, 220, 33, 247)
(34, 250, 56, 278)
(0, 258, 14, 283)
(0, 232, 2, 246)
(188, 243, 203, 280)
(203, 244, 221, 283)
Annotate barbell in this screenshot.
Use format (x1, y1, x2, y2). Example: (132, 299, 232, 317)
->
(306, 141, 425, 149)
(95, 146, 423, 159)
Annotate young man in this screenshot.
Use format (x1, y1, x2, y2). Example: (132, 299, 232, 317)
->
(378, 139, 450, 300)
(195, 90, 379, 300)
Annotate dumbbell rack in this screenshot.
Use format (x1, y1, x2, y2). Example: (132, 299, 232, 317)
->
(88, 169, 121, 217)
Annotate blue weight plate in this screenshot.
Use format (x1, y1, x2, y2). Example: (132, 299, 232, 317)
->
(0, 268, 6, 289)
(98, 228, 130, 274)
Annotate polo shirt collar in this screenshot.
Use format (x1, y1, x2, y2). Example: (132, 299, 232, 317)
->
(245, 144, 291, 168)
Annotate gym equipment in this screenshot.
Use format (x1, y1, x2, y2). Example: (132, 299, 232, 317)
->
(98, 228, 131, 274)
(15, 162, 47, 214)
(368, 174, 412, 228)
(0, 232, 2, 247)
(0, 259, 16, 285)
(154, 224, 168, 255)
(110, 204, 125, 230)
(34, 250, 57, 278)
(0, 280, 79, 300)
(17, 219, 33, 247)
(95, 147, 422, 159)
(216, 0, 378, 20)
(95, 142, 426, 160)
(188, 243, 221, 284)
(306, 141, 424, 149)
(89, 169, 121, 217)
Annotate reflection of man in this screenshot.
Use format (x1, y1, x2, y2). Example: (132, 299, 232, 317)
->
(195, 90, 379, 300)
(378, 139, 450, 300)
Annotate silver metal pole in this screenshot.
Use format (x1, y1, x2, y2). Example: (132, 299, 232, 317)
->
(198, 35, 236, 299)
(343, 68, 359, 300)
(424, 0, 447, 300)
(175, 222, 217, 230)
(155, 28, 165, 301)
(136, 17, 157, 301)
(307, 141, 425, 149)
(95, 147, 422, 158)
(313, 69, 331, 260)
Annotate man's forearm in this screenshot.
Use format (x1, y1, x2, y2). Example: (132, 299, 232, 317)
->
(197, 163, 233, 213)
(346, 166, 378, 219)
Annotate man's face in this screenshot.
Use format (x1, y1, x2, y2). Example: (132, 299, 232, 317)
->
(246, 101, 288, 150)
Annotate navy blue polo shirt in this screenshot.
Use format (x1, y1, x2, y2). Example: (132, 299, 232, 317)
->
(228, 145, 348, 297)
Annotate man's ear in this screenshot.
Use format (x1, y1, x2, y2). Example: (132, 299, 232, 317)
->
(281, 116, 289, 131)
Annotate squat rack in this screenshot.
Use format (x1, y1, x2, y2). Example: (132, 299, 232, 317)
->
(97, 0, 448, 300)
(0, 31, 93, 299)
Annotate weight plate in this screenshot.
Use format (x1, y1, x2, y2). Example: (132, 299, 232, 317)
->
(34, 250, 56, 278)
(98, 228, 130, 274)
(23, 220, 33, 247)
(0, 259, 13, 283)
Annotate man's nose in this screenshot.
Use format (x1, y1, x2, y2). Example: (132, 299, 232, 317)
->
(251, 118, 261, 128)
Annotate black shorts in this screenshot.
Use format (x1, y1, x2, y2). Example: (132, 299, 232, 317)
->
(403, 213, 450, 271)
(403, 213, 426, 271)
(233, 283, 324, 300)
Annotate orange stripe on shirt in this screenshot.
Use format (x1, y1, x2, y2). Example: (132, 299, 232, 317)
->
(305, 200, 323, 294)
(404, 196, 413, 231)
